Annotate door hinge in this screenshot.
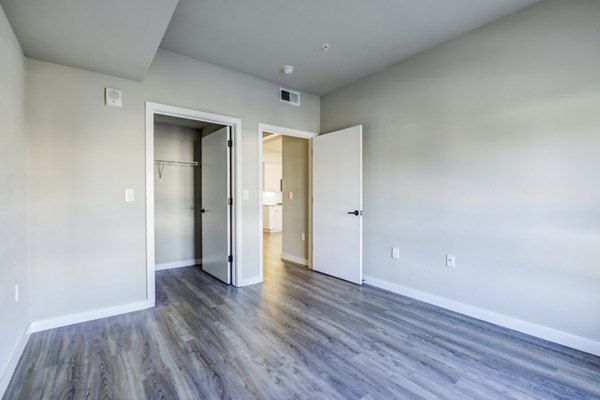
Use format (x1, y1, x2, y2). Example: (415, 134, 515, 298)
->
(227, 139, 232, 148)
(228, 197, 233, 205)
(228, 255, 233, 263)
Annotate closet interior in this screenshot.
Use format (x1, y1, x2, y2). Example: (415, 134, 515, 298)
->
(153, 114, 227, 275)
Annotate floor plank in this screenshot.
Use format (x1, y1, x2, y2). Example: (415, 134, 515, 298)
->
(4, 232, 600, 399)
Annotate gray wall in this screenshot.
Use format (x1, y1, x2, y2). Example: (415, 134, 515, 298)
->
(321, 0, 600, 342)
(154, 123, 202, 266)
(0, 5, 29, 390)
(282, 137, 309, 263)
(26, 49, 320, 321)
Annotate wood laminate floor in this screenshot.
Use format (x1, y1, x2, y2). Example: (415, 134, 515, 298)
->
(4, 232, 600, 399)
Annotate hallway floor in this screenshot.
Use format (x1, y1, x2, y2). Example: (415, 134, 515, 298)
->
(4, 235, 600, 399)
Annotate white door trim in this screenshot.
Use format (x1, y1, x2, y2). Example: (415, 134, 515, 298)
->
(257, 123, 317, 283)
(146, 102, 243, 302)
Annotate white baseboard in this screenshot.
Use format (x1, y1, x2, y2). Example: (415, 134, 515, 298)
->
(238, 276, 263, 287)
(155, 258, 201, 271)
(363, 275, 600, 357)
(281, 253, 308, 266)
(0, 326, 30, 398)
(29, 299, 154, 333)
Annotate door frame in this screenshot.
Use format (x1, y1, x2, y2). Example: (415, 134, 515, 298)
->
(257, 123, 317, 283)
(146, 102, 243, 304)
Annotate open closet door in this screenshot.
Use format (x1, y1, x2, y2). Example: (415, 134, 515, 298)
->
(312, 125, 363, 285)
(201, 127, 231, 284)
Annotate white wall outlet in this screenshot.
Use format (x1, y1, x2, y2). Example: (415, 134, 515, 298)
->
(125, 188, 135, 202)
(15, 282, 19, 303)
(392, 247, 400, 259)
(446, 254, 456, 268)
(301, 232, 305, 241)
(105, 88, 122, 107)
(288, 191, 293, 200)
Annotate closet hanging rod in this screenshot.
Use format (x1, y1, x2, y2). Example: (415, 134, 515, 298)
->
(154, 160, 198, 167)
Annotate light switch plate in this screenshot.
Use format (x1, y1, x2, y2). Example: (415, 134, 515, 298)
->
(392, 247, 400, 259)
(243, 190, 249, 200)
(446, 254, 456, 268)
(125, 188, 135, 202)
(288, 192, 293, 200)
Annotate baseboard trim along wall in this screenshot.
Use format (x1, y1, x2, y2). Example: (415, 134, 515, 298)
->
(363, 275, 600, 357)
(281, 253, 308, 267)
(239, 276, 263, 287)
(0, 327, 30, 398)
(28, 299, 154, 333)
(155, 258, 202, 271)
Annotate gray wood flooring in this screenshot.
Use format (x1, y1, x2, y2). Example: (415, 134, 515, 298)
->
(4, 232, 600, 399)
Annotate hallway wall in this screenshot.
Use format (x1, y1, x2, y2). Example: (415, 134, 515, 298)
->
(282, 137, 309, 264)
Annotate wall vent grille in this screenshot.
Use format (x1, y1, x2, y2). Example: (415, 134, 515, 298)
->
(280, 88, 300, 106)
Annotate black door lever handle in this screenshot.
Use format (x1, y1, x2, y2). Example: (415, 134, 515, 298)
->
(347, 210, 362, 216)
(199, 209, 206, 214)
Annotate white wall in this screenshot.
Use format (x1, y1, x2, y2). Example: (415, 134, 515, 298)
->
(154, 123, 202, 267)
(0, 5, 29, 393)
(321, 0, 600, 345)
(282, 137, 309, 263)
(263, 151, 282, 164)
(26, 49, 320, 322)
(262, 137, 283, 205)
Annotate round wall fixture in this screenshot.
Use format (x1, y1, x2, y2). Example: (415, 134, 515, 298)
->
(282, 65, 295, 75)
(321, 43, 331, 52)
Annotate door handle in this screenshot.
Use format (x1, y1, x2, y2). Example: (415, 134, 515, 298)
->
(347, 210, 362, 216)
(199, 209, 206, 214)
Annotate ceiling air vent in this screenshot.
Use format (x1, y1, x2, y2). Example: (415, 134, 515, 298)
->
(280, 88, 300, 106)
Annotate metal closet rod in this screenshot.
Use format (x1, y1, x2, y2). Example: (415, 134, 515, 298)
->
(155, 160, 198, 181)
(154, 160, 198, 167)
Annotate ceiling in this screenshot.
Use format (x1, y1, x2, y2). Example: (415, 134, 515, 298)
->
(160, 0, 540, 95)
(1, 0, 539, 94)
(0, 0, 179, 81)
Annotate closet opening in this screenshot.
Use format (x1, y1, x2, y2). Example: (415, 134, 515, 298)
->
(146, 102, 242, 302)
(154, 114, 230, 278)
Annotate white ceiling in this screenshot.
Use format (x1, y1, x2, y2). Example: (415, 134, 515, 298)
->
(0, 0, 179, 81)
(1, 0, 539, 94)
(160, 0, 540, 95)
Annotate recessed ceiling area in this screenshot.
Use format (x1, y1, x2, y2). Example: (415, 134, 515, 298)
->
(0, 0, 179, 81)
(1, 0, 540, 93)
(160, 0, 540, 95)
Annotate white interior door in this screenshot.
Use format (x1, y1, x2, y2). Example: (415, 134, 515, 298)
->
(201, 127, 231, 284)
(312, 125, 363, 284)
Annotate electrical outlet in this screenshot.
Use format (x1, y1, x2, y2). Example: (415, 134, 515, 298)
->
(15, 282, 19, 303)
(392, 247, 400, 259)
(301, 232, 305, 241)
(446, 254, 456, 268)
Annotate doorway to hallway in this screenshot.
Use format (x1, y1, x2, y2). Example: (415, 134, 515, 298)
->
(259, 125, 314, 280)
